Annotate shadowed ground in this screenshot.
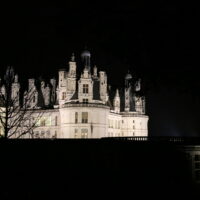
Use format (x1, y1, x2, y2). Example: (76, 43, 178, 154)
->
(0, 139, 199, 199)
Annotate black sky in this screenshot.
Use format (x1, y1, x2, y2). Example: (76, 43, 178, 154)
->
(0, 1, 199, 136)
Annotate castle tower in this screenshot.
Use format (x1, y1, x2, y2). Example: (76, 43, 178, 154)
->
(41, 81, 51, 107)
(25, 79, 38, 108)
(58, 68, 67, 105)
(113, 89, 120, 113)
(93, 65, 98, 78)
(124, 72, 132, 112)
(78, 66, 93, 103)
(11, 74, 20, 106)
(66, 53, 77, 100)
(81, 49, 91, 72)
(135, 79, 141, 92)
(99, 71, 107, 103)
(50, 78, 57, 105)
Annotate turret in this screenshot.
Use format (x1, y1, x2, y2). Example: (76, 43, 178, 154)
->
(25, 79, 38, 108)
(68, 53, 76, 78)
(58, 69, 67, 88)
(124, 72, 132, 112)
(44, 84, 51, 106)
(1, 85, 6, 97)
(50, 78, 57, 104)
(113, 89, 120, 113)
(135, 95, 143, 113)
(135, 79, 141, 91)
(66, 53, 77, 99)
(11, 74, 20, 106)
(99, 71, 107, 103)
(58, 69, 67, 105)
(81, 49, 91, 72)
(93, 65, 98, 78)
(41, 81, 51, 107)
(28, 79, 35, 91)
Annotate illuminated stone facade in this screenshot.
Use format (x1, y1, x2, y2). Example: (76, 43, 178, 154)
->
(0, 50, 148, 138)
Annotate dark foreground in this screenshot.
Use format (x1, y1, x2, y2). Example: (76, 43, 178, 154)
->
(0, 139, 199, 199)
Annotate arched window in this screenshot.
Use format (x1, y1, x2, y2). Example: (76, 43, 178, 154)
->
(75, 112, 78, 123)
(82, 112, 88, 123)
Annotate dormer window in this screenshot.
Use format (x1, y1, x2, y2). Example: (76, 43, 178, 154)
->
(83, 84, 88, 94)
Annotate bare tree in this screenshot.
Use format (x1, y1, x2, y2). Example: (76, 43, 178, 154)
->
(0, 66, 42, 139)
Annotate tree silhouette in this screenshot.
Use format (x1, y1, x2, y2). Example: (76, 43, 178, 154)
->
(0, 66, 42, 138)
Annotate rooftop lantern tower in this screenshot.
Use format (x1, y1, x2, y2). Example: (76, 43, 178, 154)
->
(81, 49, 91, 72)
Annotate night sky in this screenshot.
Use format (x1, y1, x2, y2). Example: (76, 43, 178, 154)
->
(0, 1, 199, 136)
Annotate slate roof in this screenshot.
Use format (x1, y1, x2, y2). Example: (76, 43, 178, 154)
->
(70, 90, 78, 100)
(93, 79, 101, 100)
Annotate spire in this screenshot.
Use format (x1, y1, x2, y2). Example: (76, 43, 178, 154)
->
(114, 89, 120, 113)
(135, 78, 141, 91)
(125, 70, 132, 88)
(14, 74, 18, 83)
(81, 48, 91, 71)
(115, 89, 119, 97)
(71, 53, 75, 62)
(93, 65, 97, 77)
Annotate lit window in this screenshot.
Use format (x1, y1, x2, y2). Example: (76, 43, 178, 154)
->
(74, 129, 78, 138)
(41, 131, 45, 138)
(75, 112, 78, 123)
(81, 129, 88, 138)
(83, 84, 89, 94)
(46, 130, 50, 137)
(46, 117, 51, 126)
(62, 92, 66, 100)
(55, 116, 58, 126)
(82, 112, 88, 123)
(83, 99, 88, 103)
(35, 131, 39, 138)
(52, 131, 57, 138)
(40, 118, 46, 126)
